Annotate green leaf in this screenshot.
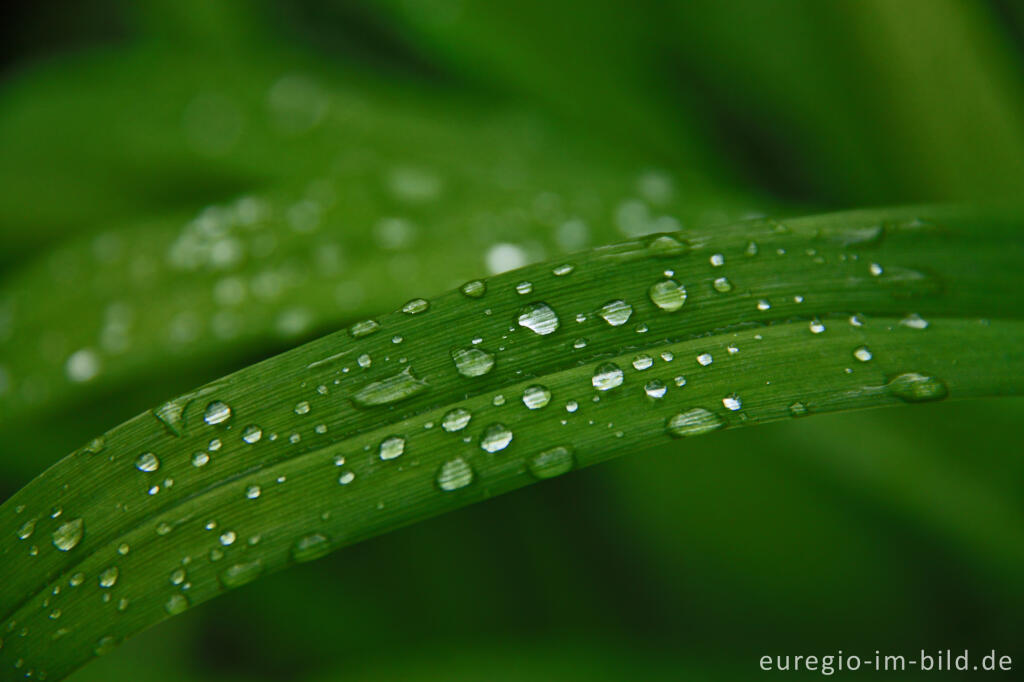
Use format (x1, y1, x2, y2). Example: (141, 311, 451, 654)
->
(1, 206, 1022, 679)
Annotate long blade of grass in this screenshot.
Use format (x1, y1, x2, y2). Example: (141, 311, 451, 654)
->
(1, 206, 1022, 679)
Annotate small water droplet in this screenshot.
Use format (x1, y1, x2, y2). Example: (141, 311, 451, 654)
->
(598, 300, 633, 326)
(646, 234, 688, 257)
(357, 353, 372, 368)
(522, 385, 551, 409)
(722, 394, 742, 411)
(294, 401, 311, 415)
(156, 522, 172, 536)
(242, 425, 263, 443)
(756, 299, 771, 311)
(17, 519, 35, 540)
(245, 485, 261, 499)
(789, 401, 808, 417)
(696, 353, 713, 366)
(666, 409, 724, 437)
(565, 400, 579, 413)
(203, 401, 232, 426)
(492, 394, 506, 406)
(338, 471, 355, 485)
(379, 436, 406, 460)
(573, 338, 588, 349)
(648, 279, 687, 312)
(869, 262, 883, 276)
(164, 594, 189, 615)
(352, 366, 429, 406)
(442, 408, 472, 432)
(592, 363, 624, 391)
(98, 566, 119, 588)
(853, 346, 873, 362)
(528, 446, 574, 479)
(349, 319, 380, 338)
(52, 518, 84, 551)
(135, 452, 160, 473)
(461, 280, 486, 298)
(745, 241, 759, 256)
(169, 568, 186, 585)
(887, 372, 948, 403)
(644, 380, 667, 398)
(515, 281, 533, 295)
(219, 531, 236, 546)
(209, 438, 222, 451)
(94, 635, 118, 656)
(402, 298, 429, 314)
(191, 451, 210, 468)
(632, 355, 653, 371)
(713, 277, 733, 293)
(219, 559, 263, 588)
(809, 319, 826, 334)
(899, 313, 929, 330)
(480, 424, 513, 453)
(517, 302, 560, 335)
(292, 533, 331, 562)
(451, 347, 495, 377)
(436, 457, 474, 491)
(661, 351, 675, 362)
(709, 253, 724, 267)
(552, 264, 575, 276)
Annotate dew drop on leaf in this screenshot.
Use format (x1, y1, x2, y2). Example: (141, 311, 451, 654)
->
(853, 346, 873, 362)
(887, 372, 948, 403)
(644, 380, 667, 398)
(436, 457, 474, 491)
(134, 452, 160, 473)
(480, 424, 513, 453)
(164, 594, 189, 615)
(348, 319, 380, 338)
(242, 425, 263, 443)
(528, 446, 574, 479)
(219, 559, 264, 588)
(98, 566, 119, 588)
(598, 300, 633, 326)
(632, 355, 654, 370)
(522, 385, 552, 410)
(379, 436, 406, 460)
(713, 277, 733, 293)
(352, 366, 429, 406)
(451, 347, 495, 377)
(52, 518, 84, 551)
(203, 401, 232, 426)
(648, 279, 687, 312)
(666, 409, 724, 437)
(442, 408, 472, 432)
(722, 394, 742, 411)
(292, 533, 331, 562)
(592, 363, 624, 391)
(515, 281, 533, 295)
(460, 280, 486, 298)
(517, 302, 560, 335)
(402, 298, 429, 314)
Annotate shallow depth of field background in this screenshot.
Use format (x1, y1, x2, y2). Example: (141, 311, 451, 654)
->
(1, 1, 1023, 680)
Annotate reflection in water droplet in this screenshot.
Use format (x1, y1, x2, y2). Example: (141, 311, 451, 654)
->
(666, 409, 724, 437)
(515, 281, 533, 295)
(219, 531, 236, 546)
(756, 300, 771, 311)
(592, 363, 624, 391)
(528, 446, 574, 479)
(522, 385, 552, 409)
(437, 457, 474, 491)
(900, 313, 929, 330)
(517, 302, 560, 335)
(338, 471, 355, 485)
(292, 533, 331, 562)
(887, 372, 948, 403)
(644, 380, 667, 398)
(451, 347, 495, 377)
(357, 353, 372, 368)
(565, 400, 579, 413)
(648, 279, 687, 312)
(204, 401, 232, 425)
(480, 424, 513, 453)
(52, 518, 84, 551)
(598, 300, 633, 326)
(442, 408, 472, 432)
(379, 436, 406, 460)
(135, 452, 160, 473)
(710, 253, 725, 267)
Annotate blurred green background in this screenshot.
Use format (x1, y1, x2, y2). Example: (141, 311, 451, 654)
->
(1, 1, 1023, 679)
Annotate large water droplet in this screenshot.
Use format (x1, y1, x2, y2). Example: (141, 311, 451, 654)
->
(52, 518, 84, 551)
(452, 347, 495, 377)
(352, 366, 429, 407)
(598, 300, 633, 326)
(436, 457, 474, 491)
(517, 302, 560, 335)
(632, 354, 653, 371)
(203, 401, 232, 426)
(379, 436, 406, 460)
(349, 319, 380, 338)
(592, 363, 624, 391)
(164, 594, 189, 615)
(461, 280, 486, 298)
(402, 298, 429, 314)
(666, 409, 724, 437)
(648, 279, 687, 311)
(135, 452, 160, 473)
(887, 372, 948, 403)
(480, 424, 513, 453)
(219, 559, 263, 588)
(644, 380, 667, 398)
(292, 533, 331, 562)
(522, 385, 551, 409)
(528, 446, 574, 479)
(442, 408, 472, 432)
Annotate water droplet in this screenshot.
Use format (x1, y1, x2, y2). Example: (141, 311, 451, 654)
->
(294, 401, 311, 415)
(528, 446, 574, 479)
(646, 234, 688, 257)
(517, 302, 560, 335)
(352, 366, 429, 406)
(573, 338, 588, 349)
(727, 344, 739, 355)
(349, 319, 380, 338)
(164, 594, 189, 615)
(644, 380, 667, 398)
(809, 319, 826, 334)
(219, 560, 263, 588)
(436, 457, 474, 491)
(219, 531, 236, 546)
(451, 347, 495, 377)
(789, 402, 808, 417)
(598, 300, 633, 326)
(156, 522, 172, 536)
(402, 298, 429, 314)
(632, 354, 654, 371)
(661, 351, 675, 362)
(492, 394, 506, 406)
(242, 425, 263, 443)
(745, 241, 759, 256)
(553, 263, 575, 276)
(379, 436, 406, 460)
(480, 424, 513, 453)
(461, 280, 486, 298)
(17, 519, 35, 540)
(592, 363, 624, 391)
(712, 276, 733, 293)
(135, 452, 160, 473)
(169, 568, 186, 585)
(522, 385, 551, 409)
(94, 635, 118, 656)
(245, 485, 261, 500)
(565, 400, 579, 413)
(338, 471, 355, 485)
(442, 408, 472, 432)
(357, 353, 372, 368)
(869, 262, 883, 276)
(209, 438, 222, 451)
(900, 313, 929, 330)
(709, 253, 724, 267)
(722, 394, 742, 411)
(697, 353, 713, 366)
(69, 573, 85, 587)
(203, 401, 232, 426)
(292, 533, 331, 562)
(648, 279, 687, 312)
(191, 452, 210, 467)
(98, 566, 118, 588)
(666, 409, 724, 437)
(756, 299, 771, 311)
(52, 518, 83, 551)
(887, 372, 948, 403)
(853, 346, 873, 362)
(515, 281, 533, 295)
